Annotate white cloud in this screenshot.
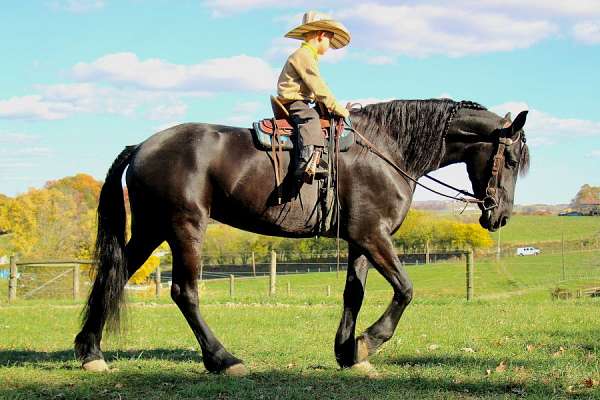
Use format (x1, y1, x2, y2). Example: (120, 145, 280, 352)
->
(0, 132, 54, 176)
(226, 101, 267, 126)
(572, 21, 600, 44)
(265, 38, 298, 62)
(146, 103, 188, 121)
(218, 2, 600, 57)
(455, 0, 600, 18)
(0, 83, 205, 121)
(491, 102, 600, 146)
(72, 52, 278, 92)
(337, 4, 557, 57)
(49, 0, 105, 13)
(205, 0, 600, 17)
(0, 95, 74, 120)
(203, 0, 305, 17)
(321, 47, 348, 64)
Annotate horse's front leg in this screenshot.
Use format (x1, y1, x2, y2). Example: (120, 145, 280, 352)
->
(334, 244, 369, 367)
(353, 229, 413, 363)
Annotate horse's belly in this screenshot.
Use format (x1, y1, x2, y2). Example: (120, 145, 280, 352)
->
(210, 182, 323, 237)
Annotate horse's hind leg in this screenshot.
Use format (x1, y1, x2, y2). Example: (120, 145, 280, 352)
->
(75, 228, 163, 370)
(168, 213, 247, 376)
(334, 244, 369, 367)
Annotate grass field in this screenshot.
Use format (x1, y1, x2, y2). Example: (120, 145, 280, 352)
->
(2, 249, 600, 399)
(488, 215, 600, 245)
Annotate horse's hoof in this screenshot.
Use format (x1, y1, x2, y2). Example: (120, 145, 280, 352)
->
(82, 359, 109, 372)
(223, 363, 248, 377)
(351, 361, 379, 378)
(356, 337, 369, 362)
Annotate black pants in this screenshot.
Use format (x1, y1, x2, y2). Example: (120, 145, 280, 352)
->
(286, 100, 324, 147)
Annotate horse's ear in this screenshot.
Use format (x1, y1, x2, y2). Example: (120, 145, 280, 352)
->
(511, 110, 528, 132)
(504, 112, 512, 122)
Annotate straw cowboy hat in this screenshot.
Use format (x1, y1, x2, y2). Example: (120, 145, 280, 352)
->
(284, 11, 351, 49)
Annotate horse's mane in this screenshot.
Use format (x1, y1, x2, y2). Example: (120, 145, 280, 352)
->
(351, 99, 487, 176)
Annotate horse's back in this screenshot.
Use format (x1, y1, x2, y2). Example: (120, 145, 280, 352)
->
(126, 122, 256, 207)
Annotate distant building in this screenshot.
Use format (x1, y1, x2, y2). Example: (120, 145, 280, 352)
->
(579, 204, 600, 216)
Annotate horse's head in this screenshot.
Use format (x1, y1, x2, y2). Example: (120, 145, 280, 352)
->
(445, 107, 530, 232)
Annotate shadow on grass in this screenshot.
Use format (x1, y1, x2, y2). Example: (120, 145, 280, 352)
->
(0, 348, 202, 367)
(0, 368, 581, 400)
(1, 349, 590, 399)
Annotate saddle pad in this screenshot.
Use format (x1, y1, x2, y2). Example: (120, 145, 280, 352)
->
(252, 120, 354, 152)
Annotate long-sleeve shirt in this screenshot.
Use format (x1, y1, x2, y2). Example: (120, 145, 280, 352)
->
(277, 42, 350, 118)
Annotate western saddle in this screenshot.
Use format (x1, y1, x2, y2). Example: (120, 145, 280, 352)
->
(259, 95, 333, 137)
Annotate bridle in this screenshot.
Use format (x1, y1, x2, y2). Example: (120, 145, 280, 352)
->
(346, 103, 524, 211)
(479, 127, 523, 211)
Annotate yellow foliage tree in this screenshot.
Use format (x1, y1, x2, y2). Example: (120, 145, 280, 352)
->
(129, 255, 160, 285)
(2, 175, 100, 259)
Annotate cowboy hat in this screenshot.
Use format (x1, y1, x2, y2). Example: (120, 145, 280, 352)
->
(284, 11, 351, 49)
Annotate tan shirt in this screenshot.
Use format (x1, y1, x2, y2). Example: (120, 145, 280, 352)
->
(277, 43, 350, 118)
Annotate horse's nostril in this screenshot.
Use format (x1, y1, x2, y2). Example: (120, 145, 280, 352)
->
(501, 216, 508, 227)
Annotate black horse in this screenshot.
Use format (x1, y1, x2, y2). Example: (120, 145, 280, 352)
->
(75, 99, 529, 375)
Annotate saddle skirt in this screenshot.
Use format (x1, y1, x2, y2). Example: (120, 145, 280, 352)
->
(252, 117, 354, 151)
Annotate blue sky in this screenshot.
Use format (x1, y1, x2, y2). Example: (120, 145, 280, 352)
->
(1, 0, 599, 204)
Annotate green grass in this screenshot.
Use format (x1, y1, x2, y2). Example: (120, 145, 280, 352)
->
(2, 250, 600, 399)
(1, 299, 600, 399)
(489, 215, 600, 244)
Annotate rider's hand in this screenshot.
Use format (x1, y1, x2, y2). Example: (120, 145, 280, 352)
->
(343, 115, 352, 127)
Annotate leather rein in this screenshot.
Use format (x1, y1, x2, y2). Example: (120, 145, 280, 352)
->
(345, 107, 523, 211)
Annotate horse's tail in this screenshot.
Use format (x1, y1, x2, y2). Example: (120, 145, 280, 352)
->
(81, 144, 140, 333)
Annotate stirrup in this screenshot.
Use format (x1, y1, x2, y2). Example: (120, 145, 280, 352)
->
(303, 150, 328, 183)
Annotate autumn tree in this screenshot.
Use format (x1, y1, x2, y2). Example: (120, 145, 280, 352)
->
(2, 174, 101, 259)
(571, 184, 600, 207)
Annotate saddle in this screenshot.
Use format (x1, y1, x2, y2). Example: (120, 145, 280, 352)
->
(251, 96, 354, 151)
(253, 96, 350, 233)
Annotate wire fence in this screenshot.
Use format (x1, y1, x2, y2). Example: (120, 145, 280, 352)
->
(1, 245, 599, 304)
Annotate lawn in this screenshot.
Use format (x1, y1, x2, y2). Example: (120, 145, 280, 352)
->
(2, 249, 600, 399)
(489, 215, 600, 245)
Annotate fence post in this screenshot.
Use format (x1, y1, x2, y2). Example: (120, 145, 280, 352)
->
(229, 275, 235, 298)
(8, 255, 17, 303)
(561, 233, 565, 280)
(425, 240, 430, 265)
(251, 252, 256, 277)
(73, 264, 80, 300)
(270, 250, 277, 296)
(466, 250, 474, 301)
(155, 264, 161, 299)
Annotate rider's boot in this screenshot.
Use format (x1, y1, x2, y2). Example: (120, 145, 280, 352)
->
(295, 145, 328, 183)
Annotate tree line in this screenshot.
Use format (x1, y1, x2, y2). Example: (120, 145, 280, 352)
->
(0, 174, 493, 265)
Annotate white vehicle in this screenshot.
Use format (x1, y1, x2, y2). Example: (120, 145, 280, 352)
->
(516, 247, 541, 256)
